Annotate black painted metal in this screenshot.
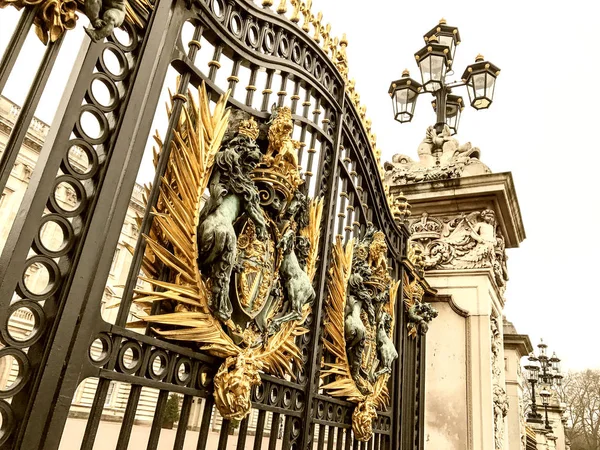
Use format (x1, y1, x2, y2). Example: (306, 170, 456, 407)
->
(0, 0, 427, 449)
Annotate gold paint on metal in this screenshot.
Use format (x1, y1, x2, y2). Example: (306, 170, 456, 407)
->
(321, 237, 399, 441)
(0, 0, 77, 44)
(133, 83, 324, 422)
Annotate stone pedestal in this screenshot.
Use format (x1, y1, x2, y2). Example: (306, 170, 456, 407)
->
(389, 170, 526, 450)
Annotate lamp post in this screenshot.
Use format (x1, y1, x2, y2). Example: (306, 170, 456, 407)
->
(525, 339, 563, 430)
(388, 18, 500, 136)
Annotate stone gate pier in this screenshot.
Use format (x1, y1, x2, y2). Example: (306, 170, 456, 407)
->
(385, 127, 529, 450)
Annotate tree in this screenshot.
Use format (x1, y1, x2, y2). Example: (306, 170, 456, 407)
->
(162, 393, 181, 429)
(559, 370, 600, 450)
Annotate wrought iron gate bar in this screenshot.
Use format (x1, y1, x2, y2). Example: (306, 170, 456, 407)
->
(0, 34, 64, 202)
(114, 384, 143, 450)
(3, 0, 183, 446)
(0, 0, 427, 447)
(0, 6, 36, 94)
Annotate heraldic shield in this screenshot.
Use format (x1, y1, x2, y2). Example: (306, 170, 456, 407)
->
(232, 217, 276, 321)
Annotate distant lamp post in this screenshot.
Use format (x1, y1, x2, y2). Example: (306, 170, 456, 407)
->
(539, 387, 552, 430)
(389, 18, 500, 135)
(525, 354, 542, 423)
(525, 339, 563, 430)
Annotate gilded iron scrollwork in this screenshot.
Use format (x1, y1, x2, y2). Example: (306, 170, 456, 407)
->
(133, 85, 323, 421)
(321, 229, 399, 441)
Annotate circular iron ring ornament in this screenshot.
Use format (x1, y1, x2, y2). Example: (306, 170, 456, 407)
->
(48, 175, 88, 218)
(0, 348, 31, 398)
(229, 12, 243, 38)
(16, 255, 61, 302)
(0, 400, 15, 446)
(262, 28, 276, 54)
(117, 340, 143, 374)
(98, 44, 130, 81)
(86, 73, 120, 113)
(108, 20, 138, 52)
(147, 349, 169, 381)
(33, 214, 75, 258)
(75, 105, 110, 145)
(246, 22, 260, 48)
(2, 301, 46, 348)
(173, 357, 193, 386)
(88, 332, 113, 367)
(61, 140, 99, 181)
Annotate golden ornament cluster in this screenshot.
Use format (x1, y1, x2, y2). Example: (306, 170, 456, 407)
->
(130, 82, 323, 422)
(321, 236, 399, 441)
(0, 0, 153, 44)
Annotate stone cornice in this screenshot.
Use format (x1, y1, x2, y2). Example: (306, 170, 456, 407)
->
(503, 333, 533, 357)
(389, 172, 525, 248)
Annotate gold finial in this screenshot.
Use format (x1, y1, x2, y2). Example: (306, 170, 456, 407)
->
(262, 0, 273, 6)
(475, 53, 484, 62)
(276, 0, 287, 13)
(340, 33, 348, 46)
(402, 69, 410, 77)
(427, 35, 438, 43)
(439, 18, 447, 25)
(290, 0, 301, 22)
(239, 117, 259, 140)
(312, 11, 324, 42)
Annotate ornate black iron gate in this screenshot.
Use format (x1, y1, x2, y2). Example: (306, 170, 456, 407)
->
(0, 0, 431, 449)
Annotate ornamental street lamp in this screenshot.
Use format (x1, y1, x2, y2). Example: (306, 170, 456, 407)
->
(525, 339, 563, 430)
(388, 18, 500, 136)
(525, 354, 543, 424)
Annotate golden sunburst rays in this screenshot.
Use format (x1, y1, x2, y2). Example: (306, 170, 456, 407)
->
(320, 237, 363, 399)
(131, 81, 238, 357)
(301, 197, 324, 283)
(130, 81, 324, 421)
(321, 236, 399, 441)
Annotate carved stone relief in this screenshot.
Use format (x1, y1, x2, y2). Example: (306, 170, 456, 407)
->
(383, 125, 491, 185)
(491, 316, 509, 450)
(407, 209, 509, 292)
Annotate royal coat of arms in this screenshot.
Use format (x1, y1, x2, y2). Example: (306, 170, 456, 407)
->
(321, 229, 400, 441)
(133, 84, 323, 421)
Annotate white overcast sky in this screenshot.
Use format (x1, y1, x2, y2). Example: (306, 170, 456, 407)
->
(1, 1, 599, 371)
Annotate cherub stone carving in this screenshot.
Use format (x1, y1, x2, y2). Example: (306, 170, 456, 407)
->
(84, 0, 126, 42)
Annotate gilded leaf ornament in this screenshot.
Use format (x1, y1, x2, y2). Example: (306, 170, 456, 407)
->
(132, 83, 323, 421)
(0, 0, 77, 44)
(322, 231, 399, 441)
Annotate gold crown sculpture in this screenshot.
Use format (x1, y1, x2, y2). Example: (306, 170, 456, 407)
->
(250, 107, 302, 202)
(238, 117, 260, 140)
